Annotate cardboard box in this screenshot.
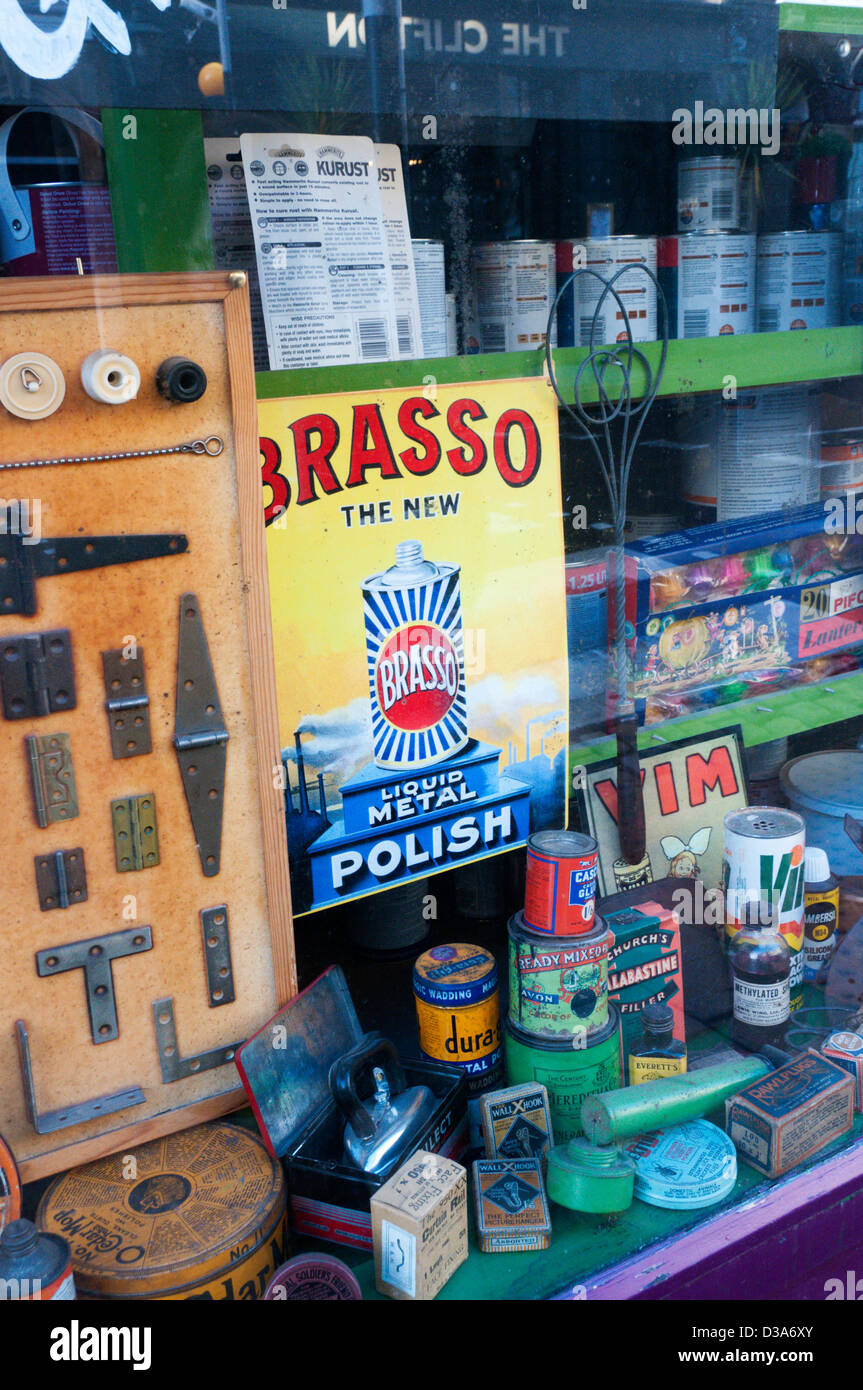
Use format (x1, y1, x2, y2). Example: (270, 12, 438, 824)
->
(604, 901, 684, 1066)
(472, 1158, 551, 1253)
(479, 1083, 554, 1162)
(606, 503, 863, 725)
(725, 1050, 854, 1178)
(372, 1151, 467, 1301)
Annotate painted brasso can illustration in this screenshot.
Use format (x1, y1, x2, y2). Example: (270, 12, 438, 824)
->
(362, 540, 468, 770)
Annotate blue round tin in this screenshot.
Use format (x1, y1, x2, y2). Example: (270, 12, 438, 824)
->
(413, 943, 498, 1006)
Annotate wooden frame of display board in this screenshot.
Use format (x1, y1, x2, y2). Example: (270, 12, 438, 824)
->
(0, 271, 295, 1182)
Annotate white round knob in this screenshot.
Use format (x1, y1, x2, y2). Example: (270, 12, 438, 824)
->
(81, 350, 140, 404)
(0, 352, 66, 419)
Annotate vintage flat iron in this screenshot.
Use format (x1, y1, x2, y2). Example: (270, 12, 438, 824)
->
(330, 1032, 436, 1177)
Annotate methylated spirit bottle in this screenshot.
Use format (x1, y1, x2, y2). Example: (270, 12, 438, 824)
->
(627, 1003, 687, 1084)
(728, 900, 791, 1051)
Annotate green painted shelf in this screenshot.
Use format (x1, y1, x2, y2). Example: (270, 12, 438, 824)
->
(571, 669, 863, 767)
(780, 2, 863, 35)
(256, 325, 863, 404)
(289, 1016, 863, 1301)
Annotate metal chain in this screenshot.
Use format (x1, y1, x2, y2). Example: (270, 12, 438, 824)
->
(0, 435, 224, 472)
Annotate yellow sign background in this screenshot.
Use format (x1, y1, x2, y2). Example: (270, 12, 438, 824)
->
(258, 375, 569, 906)
(260, 377, 567, 773)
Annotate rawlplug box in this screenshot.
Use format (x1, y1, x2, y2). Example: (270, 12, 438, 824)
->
(725, 1050, 854, 1178)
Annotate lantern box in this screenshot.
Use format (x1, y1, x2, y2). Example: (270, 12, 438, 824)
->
(605, 503, 863, 726)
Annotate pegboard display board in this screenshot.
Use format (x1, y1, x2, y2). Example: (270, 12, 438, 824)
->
(0, 272, 295, 1181)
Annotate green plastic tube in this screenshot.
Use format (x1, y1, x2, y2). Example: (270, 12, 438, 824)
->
(581, 1056, 771, 1146)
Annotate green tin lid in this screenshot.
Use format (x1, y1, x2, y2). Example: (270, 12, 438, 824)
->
(546, 1137, 635, 1214)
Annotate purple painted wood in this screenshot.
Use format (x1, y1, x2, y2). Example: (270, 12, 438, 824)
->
(552, 1137, 863, 1300)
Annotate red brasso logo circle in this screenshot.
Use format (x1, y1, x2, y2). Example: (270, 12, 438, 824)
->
(376, 623, 459, 731)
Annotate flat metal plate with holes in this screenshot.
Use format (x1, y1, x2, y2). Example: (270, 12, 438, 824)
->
(26, 732, 77, 828)
(102, 648, 152, 759)
(152, 997, 242, 1082)
(36, 926, 153, 1045)
(35, 848, 87, 911)
(1, 629, 75, 720)
(0, 524, 189, 617)
(111, 793, 159, 872)
(201, 906, 235, 1007)
(16, 1020, 144, 1136)
(173, 593, 229, 877)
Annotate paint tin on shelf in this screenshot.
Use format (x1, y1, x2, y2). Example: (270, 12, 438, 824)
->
(658, 231, 755, 338)
(523, 829, 599, 935)
(508, 911, 609, 1039)
(677, 155, 748, 232)
(362, 539, 467, 770)
(36, 1122, 287, 1300)
(756, 230, 841, 333)
(472, 240, 557, 352)
(413, 942, 503, 1093)
(454, 857, 508, 922)
(504, 1006, 622, 1142)
(412, 238, 448, 357)
(818, 430, 863, 498)
(780, 751, 863, 877)
(349, 876, 431, 956)
(556, 236, 656, 346)
(681, 386, 819, 520)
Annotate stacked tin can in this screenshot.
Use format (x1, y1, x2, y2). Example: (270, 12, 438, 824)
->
(413, 943, 503, 1095)
(505, 831, 622, 1142)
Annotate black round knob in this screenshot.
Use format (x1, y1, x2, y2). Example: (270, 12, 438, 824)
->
(156, 357, 207, 403)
